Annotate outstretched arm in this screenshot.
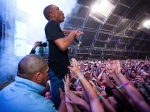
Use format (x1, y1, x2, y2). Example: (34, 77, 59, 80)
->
(115, 61, 150, 112)
(58, 88, 67, 112)
(66, 91, 90, 112)
(89, 80, 116, 112)
(104, 74, 132, 110)
(68, 58, 105, 112)
(62, 74, 74, 112)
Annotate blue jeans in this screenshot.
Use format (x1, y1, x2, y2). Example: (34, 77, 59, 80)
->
(48, 70, 64, 110)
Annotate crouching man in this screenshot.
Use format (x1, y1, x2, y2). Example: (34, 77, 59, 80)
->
(0, 54, 66, 112)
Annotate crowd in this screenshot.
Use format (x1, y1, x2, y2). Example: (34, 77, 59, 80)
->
(0, 54, 150, 112)
(65, 58, 150, 112)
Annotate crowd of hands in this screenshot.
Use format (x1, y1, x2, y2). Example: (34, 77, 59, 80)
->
(44, 58, 150, 112)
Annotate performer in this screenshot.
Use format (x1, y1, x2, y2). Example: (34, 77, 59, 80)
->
(43, 4, 83, 109)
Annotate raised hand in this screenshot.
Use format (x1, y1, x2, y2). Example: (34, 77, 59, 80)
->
(33, 41, 41, 49)
(62, 74, 70, 92)
(66, 91, 90, 112)
(107, 65, 116, 74)
(66, 91, 81, 105)
(135, 75, 145, 83)
(101, 63, 115, 74)
(68, 58, 82, 77)
(59, 88, 65, 100)
(115, 60, 122, 75)
(104, 75, 115, 88)
(93, 71, 97, 78)
(84, 71, 91, 77)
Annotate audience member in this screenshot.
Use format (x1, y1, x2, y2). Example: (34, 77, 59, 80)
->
(45, 91, 51, 99)
(0, 54, 66, 112)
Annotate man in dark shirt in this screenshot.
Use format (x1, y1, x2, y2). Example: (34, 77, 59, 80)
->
(43, 4, 83, 109)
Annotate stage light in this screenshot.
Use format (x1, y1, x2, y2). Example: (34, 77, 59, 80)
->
(91, 0, 110, 16)
(91, 5, 98, 12)
(143, 19, 150, 29)
(90, 0, 115, 24)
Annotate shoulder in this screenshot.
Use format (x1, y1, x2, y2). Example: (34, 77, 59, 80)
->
(45, 20, 59, 31)
(35, 96, 57, 112)
(0, 84, 57, 112)
(21, 92, 57, 112)
(46, 20, 58, 27)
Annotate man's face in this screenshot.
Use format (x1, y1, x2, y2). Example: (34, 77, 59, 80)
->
(41, 65, 49, 84)
(51, 5, 65, 23)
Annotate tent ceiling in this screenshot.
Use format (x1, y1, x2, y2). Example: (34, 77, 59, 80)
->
(64, 0, 150, 59)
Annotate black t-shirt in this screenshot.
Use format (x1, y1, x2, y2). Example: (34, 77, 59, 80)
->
(45, 20, 70, 79)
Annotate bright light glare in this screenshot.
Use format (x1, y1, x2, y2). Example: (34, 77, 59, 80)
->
(91, 5, 98, 12)
(91, 0, 115, 18)
(143, 19, 150, 29)
(100, 0, 109, 9)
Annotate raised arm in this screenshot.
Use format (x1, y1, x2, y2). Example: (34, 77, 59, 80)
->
(58, 88, 67, 112)
(66, 91, 90, 112)
(68, 58, 104, 112)
(89, 80, 116, 112)
(104, 74, 132, 110)
(93, 71, 101, 86)
(62, 74, 74, 112)
(115, 60, 150, 112)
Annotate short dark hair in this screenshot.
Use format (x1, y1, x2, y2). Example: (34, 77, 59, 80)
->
(43, 5, 53, 20)
(18, 54, 47, 79)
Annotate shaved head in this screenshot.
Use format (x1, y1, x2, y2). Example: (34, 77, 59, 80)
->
(43, 5, 54, 20)
(43, 4, 64, 23)
(18, 54, 48, 79)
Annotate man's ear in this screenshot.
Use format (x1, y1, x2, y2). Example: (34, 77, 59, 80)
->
(34, 72, 42, 84)
(49, 12, 54, 18)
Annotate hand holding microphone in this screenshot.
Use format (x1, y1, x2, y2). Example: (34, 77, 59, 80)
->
(74, 30, 84, 37)
(74, 29, 84, 47)
(68, 26, 83, 47)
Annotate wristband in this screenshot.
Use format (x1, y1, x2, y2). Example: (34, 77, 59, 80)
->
(117, 85, 123, 91)
(118, 82, 130, 91)
(123, 82, 130, 87)
(75, 75, 84, 86)
(98, 95, 103, 100)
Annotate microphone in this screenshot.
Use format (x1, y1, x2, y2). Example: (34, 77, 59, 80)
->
(74, 37, 82, 47)
(68, 26, 82, 47)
